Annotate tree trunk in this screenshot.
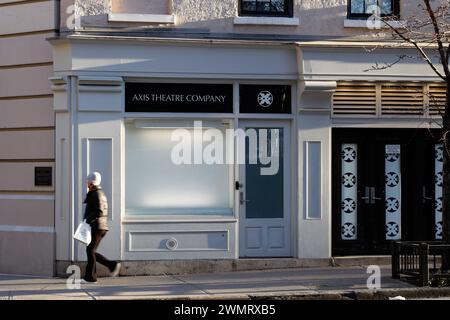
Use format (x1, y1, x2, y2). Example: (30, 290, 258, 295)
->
(442, 82, 450, 271)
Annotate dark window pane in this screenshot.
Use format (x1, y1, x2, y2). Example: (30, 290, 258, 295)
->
(242, 0, 256, 12)
(365, 0, 378, 14)
(350, 0, 396, 16)
(242, 0, 256, 11)
(256, 1, 269, 13)
(241, 0, 289, 15)
(351, 0, 365, 14)
(272, 0, 286, 12)
(381, 0, 393, 14)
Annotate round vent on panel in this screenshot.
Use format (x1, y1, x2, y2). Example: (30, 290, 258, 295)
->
(166, 237, 178, 251)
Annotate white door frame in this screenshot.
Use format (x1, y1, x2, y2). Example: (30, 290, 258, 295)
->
(237, 119, 292, 257)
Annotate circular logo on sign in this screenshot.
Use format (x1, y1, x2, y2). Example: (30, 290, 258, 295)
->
(257, 91, 273, 107)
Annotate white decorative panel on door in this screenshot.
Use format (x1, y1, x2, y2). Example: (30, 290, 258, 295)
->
(385, 145, 401, 240)
(341, 144, 357, 240)
(435, 144, 443, 240)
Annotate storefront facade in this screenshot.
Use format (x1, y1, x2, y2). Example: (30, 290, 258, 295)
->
(50, 34, 444, 275)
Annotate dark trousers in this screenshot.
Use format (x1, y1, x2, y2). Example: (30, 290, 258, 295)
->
(85, 229, 117, 282)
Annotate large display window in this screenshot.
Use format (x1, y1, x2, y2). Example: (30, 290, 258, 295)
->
(125, 119, 234, 216)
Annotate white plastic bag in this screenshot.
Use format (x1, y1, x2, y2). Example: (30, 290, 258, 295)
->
(74, 220, 92, 245)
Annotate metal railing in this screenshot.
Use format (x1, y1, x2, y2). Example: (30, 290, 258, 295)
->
(392, 241, 450, 286)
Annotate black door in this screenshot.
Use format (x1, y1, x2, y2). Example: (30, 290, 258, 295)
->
(332, 129, 440, 255)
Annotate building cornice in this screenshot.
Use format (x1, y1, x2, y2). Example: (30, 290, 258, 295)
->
(47, 33, 295, 47)
(47, 32, 446, 50)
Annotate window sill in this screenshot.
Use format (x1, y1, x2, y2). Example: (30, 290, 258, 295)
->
(234, 16, 300, 26)
(344, 18, 405, 29)
(125, 208, 234, 216)
(123, 215, 238, 224)
(108, 13, 176, 24)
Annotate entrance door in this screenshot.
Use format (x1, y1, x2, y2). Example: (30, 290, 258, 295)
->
(238, 121, 291, 257)
(333, 129, 441, 255)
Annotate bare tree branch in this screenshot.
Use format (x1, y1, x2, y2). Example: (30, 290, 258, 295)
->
(381, 18, 447, 81)
(363, 54, 412, 72)
(423, 0, 450, 78)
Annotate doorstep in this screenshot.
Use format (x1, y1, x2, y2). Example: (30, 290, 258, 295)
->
(332, 256, 391, 267)
(56, 256, 392, 278)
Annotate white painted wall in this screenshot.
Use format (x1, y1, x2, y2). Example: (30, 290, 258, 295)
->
(69, 0, 426, 38)
(53, 40, 297, 80)
(299, 47, 444, 81)
(297, 112, 332, 259)
(50, 36, 445, 263)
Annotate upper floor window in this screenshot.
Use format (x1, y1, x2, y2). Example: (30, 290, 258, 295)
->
(240, 0, 293, 17)
(348, 0, 399, 19)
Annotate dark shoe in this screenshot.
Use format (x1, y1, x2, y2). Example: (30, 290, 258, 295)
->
(81, 278, 98, 284)
(110, 262, 121, 277)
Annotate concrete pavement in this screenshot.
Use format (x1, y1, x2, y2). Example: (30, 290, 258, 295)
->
(3, 265, 442, 300)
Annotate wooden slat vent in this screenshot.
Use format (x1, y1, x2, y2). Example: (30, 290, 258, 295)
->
(332, 82, 377, 115)
(381, 83, 424, 115)
(429, 83, 446, 116)
(332, 81, 447, 117)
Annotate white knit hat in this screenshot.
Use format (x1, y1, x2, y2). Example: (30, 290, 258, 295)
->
(87, 172, 101, 186)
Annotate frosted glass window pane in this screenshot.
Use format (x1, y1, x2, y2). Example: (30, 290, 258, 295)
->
(306, 142, 321, 219)
(125, 121, 232, 215)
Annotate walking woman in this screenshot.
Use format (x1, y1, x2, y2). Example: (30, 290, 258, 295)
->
(82, 172, 121, 284)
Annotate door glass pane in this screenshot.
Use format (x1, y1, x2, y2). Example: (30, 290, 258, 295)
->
(245, 128, 283, 219)
(341, 144, 358, 240)
(385, 144, 401, 240)
(435, 144, 443, 239)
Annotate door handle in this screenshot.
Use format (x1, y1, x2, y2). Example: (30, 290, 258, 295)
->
(239, 191, 250, 205)
(361, 186, 370, 204)
(422, 186, 432, 203)
(370, 187, 382, 204)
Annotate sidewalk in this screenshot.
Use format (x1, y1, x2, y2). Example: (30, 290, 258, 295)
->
(1, 266, 449, 300)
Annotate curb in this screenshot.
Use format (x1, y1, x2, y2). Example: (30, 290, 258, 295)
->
(117, 287, 450, 300)
(249, 287, 450, 300)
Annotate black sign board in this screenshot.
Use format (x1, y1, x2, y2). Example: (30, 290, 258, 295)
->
(240, 85, 291, 114)
(35, 167, 52, 186)
(125, 83, 233, 113)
